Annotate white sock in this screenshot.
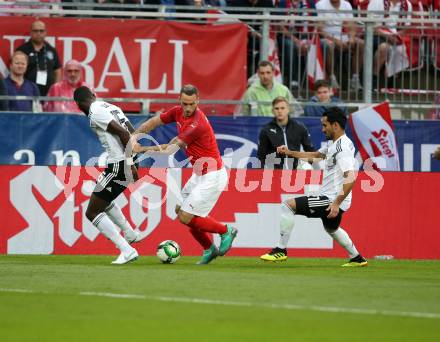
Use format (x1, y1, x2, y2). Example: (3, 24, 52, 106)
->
(105, 202, 135, 234)
(326, 227, 359, 258)
(278, 202, 295, 249)
(92, 213, 133, 254)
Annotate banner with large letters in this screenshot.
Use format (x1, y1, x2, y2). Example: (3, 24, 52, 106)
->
(0, 166, 438, 259)
(0, 16, 247, 113)
(0, 113, 439, 172)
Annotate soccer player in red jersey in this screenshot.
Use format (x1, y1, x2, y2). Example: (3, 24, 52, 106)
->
(132, 84, 237, 264)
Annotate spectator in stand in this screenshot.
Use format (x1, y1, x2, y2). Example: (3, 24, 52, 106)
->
(9, 0, 61, 17)
(43, 60, 91, 113)
(428, 93, 440, 119)
(227, 0, 274, 79)
(4, 51, 40, 112)
(241, 60, 303, 116)
(433, 146, 440, 160)
(304, 79, 347, 116)
(0, 76, 9, 111)
(16, 20, 62, 96)
(258, 96, 315, 169)
(316, 0, 364, 91)
(179, 0, 226, 6)
(277, 0, 316, 89)
(367, 0, 412, 83)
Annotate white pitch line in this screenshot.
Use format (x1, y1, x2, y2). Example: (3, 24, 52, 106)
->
(79, 291, 440, 320)
(0, 288, 35, 294)
(2, 288, 440, 320)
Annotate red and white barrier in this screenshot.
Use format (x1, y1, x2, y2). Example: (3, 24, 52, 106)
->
(0, 166, 437, 259)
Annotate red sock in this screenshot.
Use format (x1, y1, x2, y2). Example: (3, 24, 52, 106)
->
(189, 228, 212, 250)
(188, 216, 228, 234)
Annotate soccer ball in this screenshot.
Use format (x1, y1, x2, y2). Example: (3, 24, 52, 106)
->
(156, 240, 181, 264)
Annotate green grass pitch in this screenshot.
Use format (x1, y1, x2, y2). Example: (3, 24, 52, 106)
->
(1, 255, 439, 342)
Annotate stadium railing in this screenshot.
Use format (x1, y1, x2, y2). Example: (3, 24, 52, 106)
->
(0, 3, 439, 119)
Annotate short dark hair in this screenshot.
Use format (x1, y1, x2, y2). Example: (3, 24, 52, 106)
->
(180, 84, 199, 97)
(272, 96, 288, 107)
(73, 86, 94, 102)
(258, 60, 274, 70)
(314, 79, 331, 91)
(322, 107, 347, 129)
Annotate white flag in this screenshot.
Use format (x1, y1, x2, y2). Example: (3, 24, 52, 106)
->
(349, 102, 400, 171)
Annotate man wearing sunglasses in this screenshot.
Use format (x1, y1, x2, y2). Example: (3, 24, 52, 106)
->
(16, 20, 62, 96)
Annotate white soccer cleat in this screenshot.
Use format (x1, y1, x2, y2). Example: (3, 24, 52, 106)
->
(124, 229, 146, 244)
(111, 249, 139, 265)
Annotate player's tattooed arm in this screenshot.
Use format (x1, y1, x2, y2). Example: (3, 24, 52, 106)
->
(136, 137, 185, 155)
(134, 115, 163, 135)
(131, 116, 165, 153)
(277, 145, 325, 160)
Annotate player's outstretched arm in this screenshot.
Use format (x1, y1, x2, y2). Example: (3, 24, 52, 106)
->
(135, 138, 186, 155)
(277, 145, 325, 160)
(134, 115, 163, 135)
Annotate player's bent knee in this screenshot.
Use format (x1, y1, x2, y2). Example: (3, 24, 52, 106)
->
(284, 198, 296, 212)
(85, 208, 98, 222)
(175, 205, 181, 215)
(177, 210, 193, 225)
(324, 225, 338, 234)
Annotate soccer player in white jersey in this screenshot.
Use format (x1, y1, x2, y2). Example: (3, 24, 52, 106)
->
(74, 86, 144, 265)
(260, 107, 368, 267)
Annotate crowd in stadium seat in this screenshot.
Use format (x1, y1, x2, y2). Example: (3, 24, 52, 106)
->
(0, 0, 439, 115)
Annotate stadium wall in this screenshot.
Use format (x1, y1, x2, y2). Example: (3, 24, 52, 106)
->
(0, 166, 438, 259)
(0, 113, 439, 171)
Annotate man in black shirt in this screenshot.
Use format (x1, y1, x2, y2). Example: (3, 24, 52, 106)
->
(257, 96, 315, 169)
(16, 20, 62, 96)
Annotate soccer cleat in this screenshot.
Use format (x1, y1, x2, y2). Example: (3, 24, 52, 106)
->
(260, 247, 287, 262)
(124, 229, 145, 244)
(341, 254, 368, 267)
(111, 249, 139, 265)
(218, 225, 238, 256)
(196, 244, 219, 265)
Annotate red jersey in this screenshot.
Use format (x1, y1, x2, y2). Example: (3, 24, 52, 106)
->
(160, 106, 223, 175)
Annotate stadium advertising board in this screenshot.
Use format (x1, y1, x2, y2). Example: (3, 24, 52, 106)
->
(0, 114, 439, 172)
(0, 166, 438, 259)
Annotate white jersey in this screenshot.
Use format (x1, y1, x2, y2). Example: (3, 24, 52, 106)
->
(316, 0, 354, 42)
(318, 134, 356, 211)
(88, 101, 130, 164)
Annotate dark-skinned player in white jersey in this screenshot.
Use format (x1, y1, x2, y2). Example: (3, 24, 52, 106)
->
(74, 86, 144, 265)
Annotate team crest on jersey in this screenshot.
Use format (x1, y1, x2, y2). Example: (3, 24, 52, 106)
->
(46, 51, 54, 60)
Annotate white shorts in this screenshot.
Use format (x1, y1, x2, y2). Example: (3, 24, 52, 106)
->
(178, 167, 228, 217)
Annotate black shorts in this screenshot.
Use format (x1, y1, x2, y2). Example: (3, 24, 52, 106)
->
(373, 35, 388, 53)
(294, 195, 344, 231)
(93, 160, 130, 203)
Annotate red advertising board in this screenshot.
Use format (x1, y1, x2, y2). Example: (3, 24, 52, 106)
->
(0, 166, 438, 259)
(0, 17, 247, 113)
